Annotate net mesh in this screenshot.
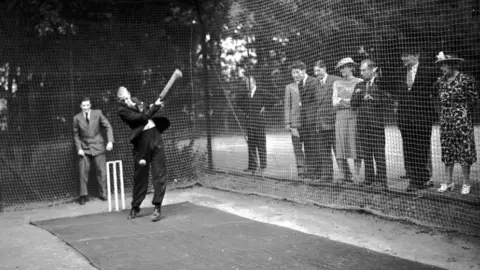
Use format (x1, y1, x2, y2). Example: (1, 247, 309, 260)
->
(0, 3, 200, 209)
(1, 0, 480, 236)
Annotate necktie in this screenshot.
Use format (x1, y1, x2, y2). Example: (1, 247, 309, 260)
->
(85, 112, 89, 124)
(407, 68, 414, 90)
(298, 81, 304, 94)
(298, 81, 304, 108)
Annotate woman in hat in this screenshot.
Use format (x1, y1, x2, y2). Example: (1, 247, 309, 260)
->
(332, 57, 364, 183)
(435, 52, 478, 195)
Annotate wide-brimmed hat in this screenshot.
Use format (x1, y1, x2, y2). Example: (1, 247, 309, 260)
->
(335, 57, 358, 69)
(435, 51, 464, 64)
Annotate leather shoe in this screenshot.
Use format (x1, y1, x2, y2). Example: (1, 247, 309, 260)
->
(99, 196, 107, 201)
(79, 196, 86, 205)
(127, 208, 141, 219)
(424, 180, 434, 188)
(406, 184, 427, 193)
(151, 207, 162, 222)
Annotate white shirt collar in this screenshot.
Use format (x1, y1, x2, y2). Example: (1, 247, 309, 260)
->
(302, 75, 308, 86)
(250, 85, 257, 98)
(321, 74, 328, 84)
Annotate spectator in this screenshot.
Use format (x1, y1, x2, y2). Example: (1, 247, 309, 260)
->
(435, 52, 478, 195)
(390, 46, 437, 192)
(332, 58, 363, 183)
(284, 65, 306, 176)
(314, 60, 340, 182)
(289, 61, 321, 178)
(351, 59, 392, 189)
(238, 73, 274, 176)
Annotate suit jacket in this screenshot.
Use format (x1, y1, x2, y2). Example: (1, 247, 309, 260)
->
(351, 78, 393, 129)
(73, 109, 114, 156)
(284, 81, 302, 128)
(316, 75, 341, 131)
(299, 76, 320, 131)
(237, 81, 274, 130)
(117, 97, 170, 144)
(390, 62, 437, 129)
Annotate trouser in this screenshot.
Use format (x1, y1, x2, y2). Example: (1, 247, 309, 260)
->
(300, 127, 319, 173)
(291, 133, 305, 173)
(317, 129, 335, 180)
(131, 128, 167, 209)
(79, 153, 107, 197)
(359, 127, 386, 183)
(400, 124, 432, 186)
(246, 126, 267, 170)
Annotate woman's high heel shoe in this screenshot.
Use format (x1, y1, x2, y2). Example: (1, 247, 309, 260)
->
(437, 182, 454, 192)
(461, 184, 471, 195)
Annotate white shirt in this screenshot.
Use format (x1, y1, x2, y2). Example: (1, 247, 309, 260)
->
(409, 62, 419, 83)
(250, 86, 257, 98)
(143, 119, 156, 131)
(302, 75, 308, 86)
(84, 110, 91, 121)
(320, 74, 328, 85)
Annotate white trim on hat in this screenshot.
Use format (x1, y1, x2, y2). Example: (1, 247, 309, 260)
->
(435, 51, 464, 64)
(335, 57, 358, 69)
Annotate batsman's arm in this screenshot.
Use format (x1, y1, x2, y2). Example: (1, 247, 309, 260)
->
(117, 105, 158, 125)
(72, 117, 82, 152)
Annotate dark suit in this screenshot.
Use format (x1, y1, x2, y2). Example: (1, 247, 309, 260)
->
(316, 75, 341, 180)
(238, 82, 273, 170)
(73, 109, 114, 198)
(299, 76, 320, 174)
(117, 97, 170, 209)
(351, 78, 392, 185)
(390, 62, 437, 187)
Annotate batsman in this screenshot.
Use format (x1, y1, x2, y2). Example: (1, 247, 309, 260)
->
(116, 70, 177, 221)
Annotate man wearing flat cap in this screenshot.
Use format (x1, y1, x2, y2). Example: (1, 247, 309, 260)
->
(117, 86, 170, 222)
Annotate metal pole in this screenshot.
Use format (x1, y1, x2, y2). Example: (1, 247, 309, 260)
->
(195, 0, 213, 170)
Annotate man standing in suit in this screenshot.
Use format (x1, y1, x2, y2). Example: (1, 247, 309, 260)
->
(392, 47, 437, 192)
(73, 97, 114, 205)
(285, 66, 306, 176)
(117, 86, 170, 222)
(289, 61, 320, 178)
(351, 59, 392, 189)
(238, 74, 273, 175)
(314, 60, 340, 182)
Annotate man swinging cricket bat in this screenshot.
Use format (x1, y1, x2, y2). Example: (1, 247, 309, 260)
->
(116, 69, 182, 222)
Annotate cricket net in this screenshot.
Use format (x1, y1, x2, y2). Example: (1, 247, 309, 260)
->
(1, 0, 480, 236)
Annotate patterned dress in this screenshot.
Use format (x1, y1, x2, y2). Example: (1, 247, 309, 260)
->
(437, 72, 478, 165)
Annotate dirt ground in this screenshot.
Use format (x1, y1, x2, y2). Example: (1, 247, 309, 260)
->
(1, 186, 479, 270)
